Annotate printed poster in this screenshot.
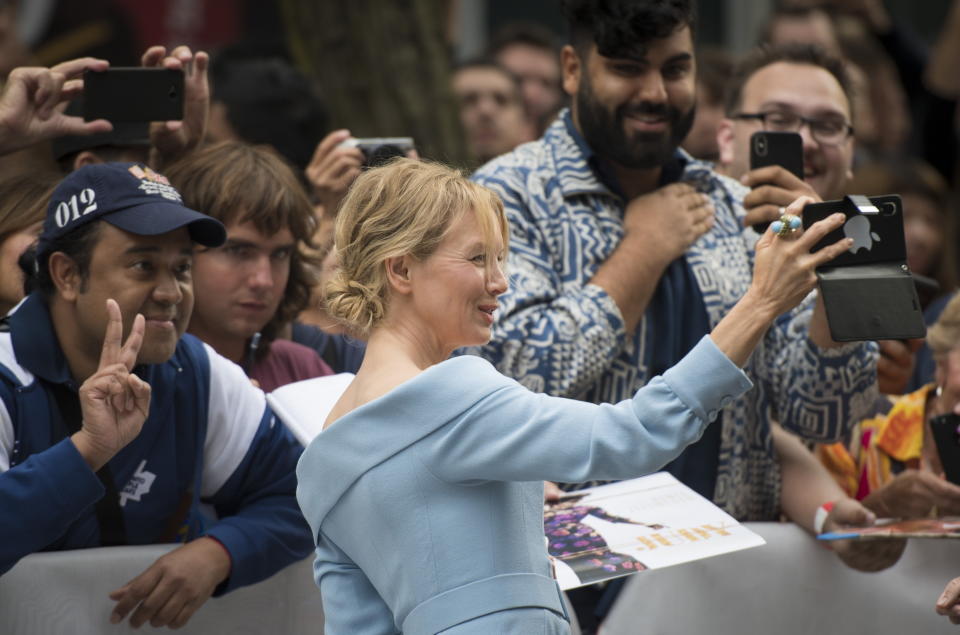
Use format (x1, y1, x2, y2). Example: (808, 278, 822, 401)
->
(545, 472, 765, 590)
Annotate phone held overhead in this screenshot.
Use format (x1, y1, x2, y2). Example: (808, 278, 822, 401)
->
(83, 68, 184, 123)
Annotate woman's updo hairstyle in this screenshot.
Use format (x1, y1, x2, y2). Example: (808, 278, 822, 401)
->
(325, 158, 507, 337)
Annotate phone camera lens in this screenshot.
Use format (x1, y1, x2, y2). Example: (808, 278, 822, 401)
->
(754, 137, 767, 157)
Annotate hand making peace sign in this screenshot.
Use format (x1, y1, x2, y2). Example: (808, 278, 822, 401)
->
(71, 299, 152, 472)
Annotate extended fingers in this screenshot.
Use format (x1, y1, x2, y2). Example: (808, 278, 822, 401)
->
(796, 210, 845, 250)
(168, 45, 194, 65)
(119, 313, 145, 370)
(99, 299, 123, 368)
(140, 45, 166, 68)
(310, 129, 353, 166)
(50, 57, 109, 80)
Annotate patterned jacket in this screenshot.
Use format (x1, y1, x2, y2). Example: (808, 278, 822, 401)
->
(469, 111, 878, 520)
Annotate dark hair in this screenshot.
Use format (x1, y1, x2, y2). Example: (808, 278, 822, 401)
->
(163, 141, 321, 358)
(20, 221, 102, 297)
(55, 145, 150, 175)
(561, 0, 697, 59)
(489, 22, 560, 57)
(210, 47, 329, 172)
(724, 43, 853, 116)
(452, 58, 523, 100)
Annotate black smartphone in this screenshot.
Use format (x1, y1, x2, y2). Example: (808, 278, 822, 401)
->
(749, 131, 803, 233)
(930, 413, 960, 486)
(83, 68, 184, 122)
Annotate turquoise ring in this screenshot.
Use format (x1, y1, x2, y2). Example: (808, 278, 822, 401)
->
(771, 213, 801, 238)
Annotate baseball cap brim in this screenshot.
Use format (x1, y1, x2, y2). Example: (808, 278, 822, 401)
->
(104, 201, 226, 247)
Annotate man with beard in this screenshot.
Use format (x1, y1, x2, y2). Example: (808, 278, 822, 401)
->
(469, 1, 880, 629)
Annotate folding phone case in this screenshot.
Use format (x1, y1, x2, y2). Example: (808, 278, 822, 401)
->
(801, 194, 926, 342)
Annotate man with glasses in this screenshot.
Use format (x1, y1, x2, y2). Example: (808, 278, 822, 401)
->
(717, 43, 855, 223)
(716, 43, 922, 395)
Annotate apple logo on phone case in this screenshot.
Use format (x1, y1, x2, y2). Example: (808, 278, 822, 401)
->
(843, 215, 881, 253)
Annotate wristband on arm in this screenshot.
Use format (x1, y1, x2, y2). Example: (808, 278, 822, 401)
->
(813, 501, 835, 535)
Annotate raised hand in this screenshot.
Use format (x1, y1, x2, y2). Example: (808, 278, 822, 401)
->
(71, 299, 151, 472)
(747, 196, 850, 319)
(709, 196, 849, 366)
(0, 57, 113, 156)
(141, 45, 209, 166)
(306, 129, 365, 217)
(622, 182, 715, 263)
(740, 165, 820, 230)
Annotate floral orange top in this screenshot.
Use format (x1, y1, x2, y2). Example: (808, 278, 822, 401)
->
(816, 385, 934, 500)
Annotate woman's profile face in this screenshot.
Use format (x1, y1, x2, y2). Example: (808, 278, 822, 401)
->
(405, 209, 508, 352)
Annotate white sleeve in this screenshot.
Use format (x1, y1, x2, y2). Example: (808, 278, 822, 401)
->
(0, 398, 12, 472)
(0, 332, 32, 473)
(200, 343, 268, 497)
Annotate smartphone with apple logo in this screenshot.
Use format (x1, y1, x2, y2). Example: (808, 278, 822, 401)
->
(801, 195, 904, 267)
(800, 194, 925, 341)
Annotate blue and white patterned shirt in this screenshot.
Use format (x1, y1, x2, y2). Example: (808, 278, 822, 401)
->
(468, 110, 878, 520)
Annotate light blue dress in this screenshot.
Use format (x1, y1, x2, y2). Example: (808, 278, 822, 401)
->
(296, 335, 752, 634)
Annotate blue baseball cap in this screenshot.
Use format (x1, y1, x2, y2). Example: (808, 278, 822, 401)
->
(36, 162, 226, 258)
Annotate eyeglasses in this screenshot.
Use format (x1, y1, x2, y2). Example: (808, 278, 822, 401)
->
(732, 110, 854, 146)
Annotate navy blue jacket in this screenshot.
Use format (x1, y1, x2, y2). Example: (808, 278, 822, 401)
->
(0, 294, 313, 593)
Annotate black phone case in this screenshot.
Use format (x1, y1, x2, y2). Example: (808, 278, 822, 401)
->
(83, 68, 184, 122)
(801, 194, 925, 341)
(749, 131, 803, 232)
(749, 130, 804, 179)
(930, 413, 960, 486)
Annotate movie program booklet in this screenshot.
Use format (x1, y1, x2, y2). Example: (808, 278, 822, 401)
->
(818, 517, 960, 541)
(267, 375, 766, 591)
